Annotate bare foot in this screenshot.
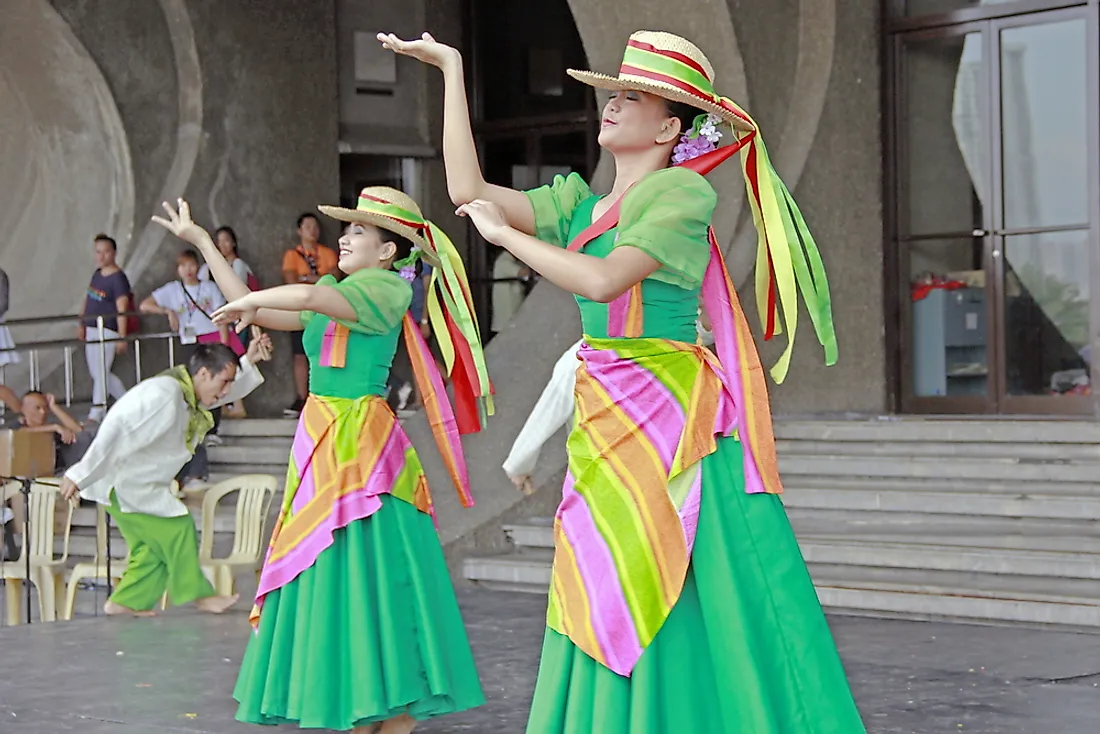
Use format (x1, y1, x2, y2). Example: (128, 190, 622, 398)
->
(195, 594, 238, 613)
(351, 725, 381, 734)
(379, 714, 417, 734)
(104, 600, 157, 617)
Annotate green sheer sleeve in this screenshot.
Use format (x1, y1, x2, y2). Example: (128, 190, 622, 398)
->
(299, 270, 412, 334)
(613, 167, 716, 290)
(523, 172, 594, 248)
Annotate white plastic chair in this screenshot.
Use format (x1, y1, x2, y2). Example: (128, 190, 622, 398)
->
(1, 483, 73, 624)
(61, 503, 128, 621)
(198, 474, 278, 596)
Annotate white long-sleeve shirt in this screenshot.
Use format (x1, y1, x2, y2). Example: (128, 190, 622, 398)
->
(65, 357, 264, 518)
(501, 320, 716, 480)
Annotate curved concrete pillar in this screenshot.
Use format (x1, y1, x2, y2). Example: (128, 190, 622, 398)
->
(0, 0, 135, 327)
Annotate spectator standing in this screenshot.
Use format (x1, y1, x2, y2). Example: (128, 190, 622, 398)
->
(280, 213, 338, 417)
(198, 225, 259, 296)
(78, 234, 131, 422)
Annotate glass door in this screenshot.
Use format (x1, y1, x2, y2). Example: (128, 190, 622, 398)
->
(993, 10, 1093, 412)
(896, 24, 997, 412)
(893, 6, 1097, 414)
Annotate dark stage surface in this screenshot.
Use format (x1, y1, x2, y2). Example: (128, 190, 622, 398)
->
(1, 588, 1098, 732)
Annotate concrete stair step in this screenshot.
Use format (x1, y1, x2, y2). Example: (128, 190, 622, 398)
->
(787, 508, 1099, 535)
(781, 486, 1100, 520)
(810, 562, 1100, 600)
(462, 549, 1100, 629)
(504, 522, 554, 550)
(65, 532, 128, 560)
(814, 581, 1100, 629)
(462, 550, 553, 594)
(782, 475, 1100, 496)
(799, 532, 1100, 553)
(208, 444, 290, 466)
(776, 438, 1100, 462)
(207, 463, 288, 478)
(216, 418, 298, 438)
(214, 436, 293, 450)
(800, 539, 1100, 581)
(773, 418, 1100, 444)
(779, 454, 1100, 483)
(502, 521, 1100, 562)
(462, 549, 1100, 628)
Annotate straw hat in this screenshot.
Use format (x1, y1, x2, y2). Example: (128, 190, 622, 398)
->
(318, 186, 441, 266)
(567, 31, 756, 134)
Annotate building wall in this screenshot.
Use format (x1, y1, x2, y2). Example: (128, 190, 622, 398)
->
(334, 0, 469, 256)
(3, 0, 340, 412)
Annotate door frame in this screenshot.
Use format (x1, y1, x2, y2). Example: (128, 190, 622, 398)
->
(885, 2, 1099, 415)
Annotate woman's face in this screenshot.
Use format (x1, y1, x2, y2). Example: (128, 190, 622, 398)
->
(598, 90, 680, 153)
(337, 222, 395, 274)
(177, 257, 199, 281)
(215, 230, 236, 258)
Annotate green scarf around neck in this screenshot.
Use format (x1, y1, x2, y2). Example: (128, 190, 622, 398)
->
(161, 364, 215, 453)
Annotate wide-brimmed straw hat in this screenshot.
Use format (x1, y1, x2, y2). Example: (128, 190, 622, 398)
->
(567, 30, 756, 134)
(318, 186, 441, 266)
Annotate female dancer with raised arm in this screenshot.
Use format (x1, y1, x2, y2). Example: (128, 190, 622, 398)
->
(153, 191, 489, 734)
(382, 30, 864, 733)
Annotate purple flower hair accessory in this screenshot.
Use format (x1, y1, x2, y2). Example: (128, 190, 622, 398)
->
(398, 265, 417, 282)
(672, 112, 724, 164)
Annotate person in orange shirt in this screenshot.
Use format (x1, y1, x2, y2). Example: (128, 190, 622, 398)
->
(281, 213, 338, 416)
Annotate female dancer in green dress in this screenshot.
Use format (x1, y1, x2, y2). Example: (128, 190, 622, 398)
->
(382, 29, 865, 733)
(154, 189, 489, 734)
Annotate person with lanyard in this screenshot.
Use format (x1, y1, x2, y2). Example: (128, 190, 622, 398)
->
(383, 29, 864, 733)
(154, 188, 490, 733)
(59, 337, 273, 617)
(281, 213, 339, 417)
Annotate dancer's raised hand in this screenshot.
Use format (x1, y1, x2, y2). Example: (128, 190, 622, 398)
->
(211, 297, 258, 333)
(377, 32, 460, 70)
(455, 199, 509, 245)
(152, 198, 213, 250)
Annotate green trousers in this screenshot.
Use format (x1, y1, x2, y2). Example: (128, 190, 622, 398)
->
(106, 492, 215, 611)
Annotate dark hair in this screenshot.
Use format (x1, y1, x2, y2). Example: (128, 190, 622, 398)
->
(187, 343, 238, 377)
(382, 230, 416, 267)
(297, 213, 320, 229)
(93, 234, 117, 251)
(177, 248, 200, 264)
(214, 226, 239, 255)
(22, 391, 44, 401)
(664, 99, 702, 137)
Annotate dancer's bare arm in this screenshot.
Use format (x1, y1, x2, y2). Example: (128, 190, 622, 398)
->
(210, 284, 356, 334)
(378, 32, 536, 235)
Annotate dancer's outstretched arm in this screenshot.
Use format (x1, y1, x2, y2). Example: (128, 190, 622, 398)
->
(210, 283, 358, 334)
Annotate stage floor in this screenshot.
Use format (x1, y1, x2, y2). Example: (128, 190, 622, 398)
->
(1, 588, 1097, 733)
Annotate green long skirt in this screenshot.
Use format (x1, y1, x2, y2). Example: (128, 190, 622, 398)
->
(526, 439, 866, 733)
(233, 495, 485, 730)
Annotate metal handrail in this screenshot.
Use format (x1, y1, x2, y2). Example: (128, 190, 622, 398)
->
(0, 314, 187, 411)
(1, 310, 148, 329)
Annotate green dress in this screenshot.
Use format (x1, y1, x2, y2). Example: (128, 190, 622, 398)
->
(233, 268, 485, 730)
(522, 169, 866, 733)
